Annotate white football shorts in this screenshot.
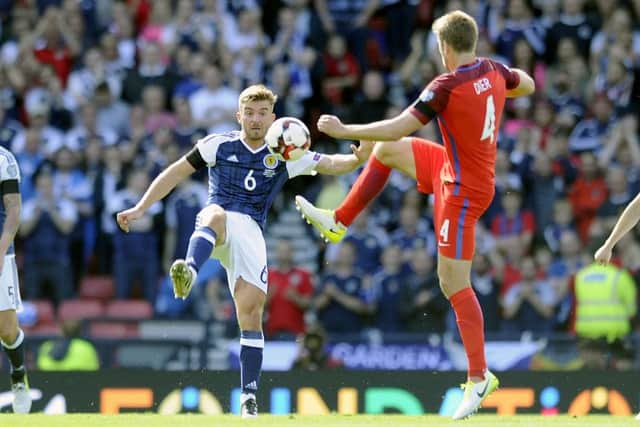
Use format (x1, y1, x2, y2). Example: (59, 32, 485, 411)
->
(0, 254, 22, 312)
(210, 211, 268, 295)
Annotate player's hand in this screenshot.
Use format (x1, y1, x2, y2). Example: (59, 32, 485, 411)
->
(594, 244, 613, 264)
(116, 206, 145, 233)
(317, 114, 347, 139)
(351, 140, 375, 163)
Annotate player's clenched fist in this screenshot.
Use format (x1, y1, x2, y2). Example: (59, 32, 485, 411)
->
(116, 206, 144, 233)
(317, 114, 347, 138)
(594, 244, 613, 264)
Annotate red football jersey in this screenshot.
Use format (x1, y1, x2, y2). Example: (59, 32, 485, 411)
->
(408, 58, 520, 200)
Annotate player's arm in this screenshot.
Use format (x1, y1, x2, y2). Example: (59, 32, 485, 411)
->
(314, 140, 375, 175)
(505, 68, 535, 98)
(595, 193, 640, 262)
(318, 111, 423, 142)
(117, 157, 195, 232)
(0, 188, 20, 259)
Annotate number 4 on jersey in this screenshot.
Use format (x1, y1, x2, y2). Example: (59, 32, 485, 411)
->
(480, 94, 496, 144)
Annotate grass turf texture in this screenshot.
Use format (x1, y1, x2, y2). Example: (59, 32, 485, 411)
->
(0, 414, 634, 426)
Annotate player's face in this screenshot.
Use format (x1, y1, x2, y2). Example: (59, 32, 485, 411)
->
(237, 100, 275, 142)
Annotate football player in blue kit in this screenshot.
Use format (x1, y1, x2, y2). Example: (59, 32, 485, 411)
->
(116, 84, 373, 418)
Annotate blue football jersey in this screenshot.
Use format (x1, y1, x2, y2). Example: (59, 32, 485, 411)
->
(0, 146, 20, 255)
(194, 131, 320, 228)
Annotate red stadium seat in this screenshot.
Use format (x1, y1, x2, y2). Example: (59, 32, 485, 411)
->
(58, 299, 105, 322)
(28, 324, 61, 336)
(31, 300, 56, 324)
(105, 300, 153, 320)
(89, 321, 139, 339)
(79, 276, 115, 301)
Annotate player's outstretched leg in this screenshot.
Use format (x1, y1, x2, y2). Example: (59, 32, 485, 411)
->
(295, 195, 346, 243)
(1, 327, 31, 413)
(172, 205, 225, 299)
(296, 150, 395, 242)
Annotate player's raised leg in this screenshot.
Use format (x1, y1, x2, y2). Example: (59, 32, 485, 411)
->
(0, 308, 31, 414)
(233, 278, 267, 418)
(171, 204, 226, 299)
(296, 137, 417, 242)
(435, 202, 498, 419)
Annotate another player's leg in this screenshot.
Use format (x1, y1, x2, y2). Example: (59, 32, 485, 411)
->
(0, 310, 31, 413)
(171, 205, 226, 299)
(435, 204, 497, 419)
(296, 137, 417, 242)
(233, 278, 267, 418)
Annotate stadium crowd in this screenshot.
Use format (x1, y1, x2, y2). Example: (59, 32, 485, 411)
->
(2, 0, 640, 361)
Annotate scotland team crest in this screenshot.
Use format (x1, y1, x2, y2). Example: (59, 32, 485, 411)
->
(263, 153, 279, 178)
(263, 154, 279, 169)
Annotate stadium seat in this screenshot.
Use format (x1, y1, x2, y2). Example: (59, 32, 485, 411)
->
(89, 321, 139, 339)
(105, 300, 153, 320)
(79, 276, 115, 301)
(58, 299, 105, 322)
(31, 300, 56, 324)
(28, 324, 61, 336)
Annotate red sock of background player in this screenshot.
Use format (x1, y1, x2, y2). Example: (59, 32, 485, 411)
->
(335, 156, 391, 226)
(450, 287, 486, 380)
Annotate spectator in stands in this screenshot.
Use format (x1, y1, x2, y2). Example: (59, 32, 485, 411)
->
(172, 96, 208, 150)
(501, 256, 556, 333)
(349, 70, 390, 124)
(265, 239, 314, 339)
(568, 94, 613, 153)
(188, 64, 239, 133)
(292, 322, 342, 370)
(108, 169, 162, 300)
(398, 250, 448, 333)
(543, 198, 575, 254)
(492, 0, 545, 62)
(574, 262, 636, 369)
(545, 0, 596, 62)
(321, 33, 360, 107)
(527, 151, 564, 235)
(15, 128, 44, 202)
(569, 152, 608, 242)
(121, 41, 178, 106)
(314, 241, 373, 334)
(390, 205, 436, 263)
(37, 319, 99, 371)
(20, 167, 76, 304)
(339, 208, 388, 277)
(0, 107, 23, 152)
(370, 244, 407, 332)
(94, 82, 131, 141)
(491, 188, 535, 258)
(597, 166, 633, 230)
(470, 253, 501, 333)
(65, 102, 119, 151)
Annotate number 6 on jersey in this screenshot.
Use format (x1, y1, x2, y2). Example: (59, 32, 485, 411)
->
(480, 94, 495, 143)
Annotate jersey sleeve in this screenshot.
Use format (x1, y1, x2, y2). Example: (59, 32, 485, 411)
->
(286, 151, 321, 178)
(0, 151, 20, 195)
(491, 60, 520, 90)
(193, 134, 229, 167)
(407, 76, 450, 124)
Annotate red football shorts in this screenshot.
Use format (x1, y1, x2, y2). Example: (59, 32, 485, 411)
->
(412, 138, 492, 260)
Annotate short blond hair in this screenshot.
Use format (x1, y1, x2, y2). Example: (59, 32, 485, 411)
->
(432, 10, 478, 54)
(238, 84, 278, 109)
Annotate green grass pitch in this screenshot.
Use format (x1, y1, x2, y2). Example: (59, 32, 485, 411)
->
(0, 414, 635, 426)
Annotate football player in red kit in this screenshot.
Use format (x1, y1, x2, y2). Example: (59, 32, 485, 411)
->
(295, 10, 535, 419)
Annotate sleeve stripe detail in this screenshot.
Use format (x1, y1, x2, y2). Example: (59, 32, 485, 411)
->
(186, 147, 207, 170)
(0, 179, 19, 195)
(408, 106, 433, 125)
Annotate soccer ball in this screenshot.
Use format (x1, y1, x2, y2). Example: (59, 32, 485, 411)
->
(265, 117, 311, 161)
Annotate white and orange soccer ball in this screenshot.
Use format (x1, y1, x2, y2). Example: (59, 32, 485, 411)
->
(265, 117, 311, 161)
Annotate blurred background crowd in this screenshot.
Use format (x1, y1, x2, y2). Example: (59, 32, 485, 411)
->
(2, 0, 640, 370)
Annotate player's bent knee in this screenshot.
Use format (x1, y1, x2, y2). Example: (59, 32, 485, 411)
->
(198, 205, 226, 230)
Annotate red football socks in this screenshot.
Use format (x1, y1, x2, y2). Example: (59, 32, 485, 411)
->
(335, 156, 391, 226)
(450, 287, 487, 380)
